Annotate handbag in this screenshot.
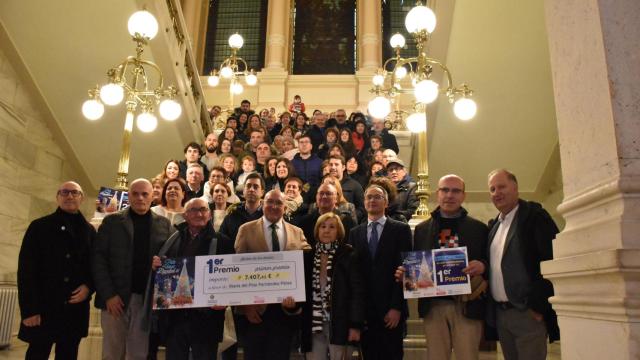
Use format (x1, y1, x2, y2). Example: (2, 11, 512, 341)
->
(217, 307, 237, 353)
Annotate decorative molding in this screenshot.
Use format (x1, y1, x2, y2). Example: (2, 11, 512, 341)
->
(360, 34, 379, 45)
(268, 34, 286, 46)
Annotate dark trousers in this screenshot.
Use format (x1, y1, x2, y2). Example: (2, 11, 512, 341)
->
(25, 337, 81, 360)
(165, 316, 220, 360)
(238, 307, 295, 360)
(360, 320, 404, 360)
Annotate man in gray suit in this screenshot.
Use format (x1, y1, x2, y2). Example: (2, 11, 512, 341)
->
(486, 169, 559, 360)
(93, 178, 174, 359)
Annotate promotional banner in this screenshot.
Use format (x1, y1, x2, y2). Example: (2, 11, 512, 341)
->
(402, 247, 471, 299)
(153, 250, 306, 310)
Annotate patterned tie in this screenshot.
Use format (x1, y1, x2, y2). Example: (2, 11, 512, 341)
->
(270, 223, 280, 251)
(369, 221, 379, 257)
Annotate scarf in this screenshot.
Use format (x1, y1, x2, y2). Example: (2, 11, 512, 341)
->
(311, 241, 338, 333)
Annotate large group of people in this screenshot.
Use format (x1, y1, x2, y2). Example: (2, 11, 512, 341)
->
(17, 99, 559, 360)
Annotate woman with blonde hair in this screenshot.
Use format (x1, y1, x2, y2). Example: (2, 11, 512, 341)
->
(319, 175, 358, 224)
(301, 212, 365, 360)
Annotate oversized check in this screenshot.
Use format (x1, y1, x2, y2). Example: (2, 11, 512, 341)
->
(152, 250, 306, 310)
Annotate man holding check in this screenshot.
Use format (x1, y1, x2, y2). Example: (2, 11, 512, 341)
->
(234, 189, 311, 360)
(151, 198, 234, 359)
(398, 174, 488, 360)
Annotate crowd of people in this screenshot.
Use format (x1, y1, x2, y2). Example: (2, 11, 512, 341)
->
(16, 98, 559, 360)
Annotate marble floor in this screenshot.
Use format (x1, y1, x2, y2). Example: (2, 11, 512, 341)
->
(0, 341, 561, 360)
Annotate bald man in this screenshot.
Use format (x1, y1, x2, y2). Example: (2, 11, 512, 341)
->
(18, 181, 95, 359)
(93, 179, 175, 360)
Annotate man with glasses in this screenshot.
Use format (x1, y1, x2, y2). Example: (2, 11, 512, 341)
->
(291, 134, 322, 187)
(93, 178, 174, 359)
(151, 198, 233, 359)
(410, 174, 489, 360)
(18, 181, 95, 359)
(386, 158, 418, 220)
(334, 108, 349, 130)
(234, 189, 311, 360)
(349, 185, 412, 360)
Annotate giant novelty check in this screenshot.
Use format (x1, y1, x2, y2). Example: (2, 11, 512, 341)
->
(152, 250, 306, 310)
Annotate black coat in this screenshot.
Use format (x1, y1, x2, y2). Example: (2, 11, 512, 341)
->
(413, 207, 488, 320)
(340, 176, 365, 222)
(218, 202, 263, 243)
(18, 208, 95, 342)
(486, 199, 560, 342)
(348, 218, 412, 323)
(292, 208, 355, 247)
(301, 244, 365, 352)
(155, 222, 234, 342)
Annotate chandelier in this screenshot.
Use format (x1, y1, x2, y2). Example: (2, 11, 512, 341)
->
(207, 33, 258, 122)
(368, 1, 477, 219)
(81, 10, 182, 189)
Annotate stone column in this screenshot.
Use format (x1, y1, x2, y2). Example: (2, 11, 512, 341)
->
(260, 0, 290, 111)
(357, 0, 381, 71)
(355, 0, 381, 111)
(264, 0, 289, 70)
(542, 0, 640, 359)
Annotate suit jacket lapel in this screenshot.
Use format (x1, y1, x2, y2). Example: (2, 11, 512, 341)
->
(502, 212, 519, 254)
(256, 218, 269, 251)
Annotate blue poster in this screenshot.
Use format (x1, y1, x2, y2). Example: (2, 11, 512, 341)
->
(403, 247, 471, 298)
(153, 257, 196, 310)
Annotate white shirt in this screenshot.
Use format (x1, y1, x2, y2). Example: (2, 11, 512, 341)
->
(490, 205, 519, 302)
(262, 216, 286, 251)
(367, 215, 387, 246)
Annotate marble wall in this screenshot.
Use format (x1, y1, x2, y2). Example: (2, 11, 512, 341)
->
(0, 46, 92, 283)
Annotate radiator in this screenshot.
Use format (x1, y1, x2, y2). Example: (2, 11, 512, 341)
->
(0, 286, 17, 349)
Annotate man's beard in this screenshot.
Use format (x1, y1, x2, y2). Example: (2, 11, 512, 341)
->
(207, 146, 216, 153)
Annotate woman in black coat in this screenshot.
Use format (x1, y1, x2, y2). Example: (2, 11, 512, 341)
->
(301, 213, 365, 359)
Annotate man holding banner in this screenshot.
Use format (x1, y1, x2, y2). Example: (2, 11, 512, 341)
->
(234, 189, 311, 360)
(412, 174, 488, 360)
(151, 198, 234, 359)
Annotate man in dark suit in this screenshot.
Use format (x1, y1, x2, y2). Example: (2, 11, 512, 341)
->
(234, 189, 311, 360)
(151, 198, 234, 359)
(349, 184, 412, 360)
(18, 181, 95, 359)
(486, 169, 560, 360)
(93, 178, 175, 359)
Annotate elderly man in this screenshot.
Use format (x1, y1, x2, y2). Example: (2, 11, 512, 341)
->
(18, 181, 95, 359)
(349, 185, 412, 360)
(178, 142, 210, 181)
(93, 178, 174, 360)
(151, 198, 233, 359)
(385, 158, 418, 220)
(293, 183, 355, 246)
(486, 169, 559, 360)
(328, 155, 365, 222)
(412, 174, 488, 360)
(235, 190, 311, 360)
(185, 163, 205, 201)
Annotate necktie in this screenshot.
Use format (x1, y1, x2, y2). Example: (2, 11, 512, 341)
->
(369, 221, 379, 257)
(270, 223, 280, 251)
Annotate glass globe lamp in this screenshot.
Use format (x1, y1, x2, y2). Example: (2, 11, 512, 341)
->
(406, 112, 427, 133)
(207, 75, 220, 87)
(405, 5, 436, 34)
(414, 80, 439, 104)
(368, 96, 392, 119)
(136, 111, 158, 132)
(389, 33, 406, 49)
(159, 99, 182, 121)
(228, 34, 244, 49)
(127, 10, 159, 39)
(100, 83, 124, 106)
(82, 99, 104, 120)
(453, 98, 477, 121)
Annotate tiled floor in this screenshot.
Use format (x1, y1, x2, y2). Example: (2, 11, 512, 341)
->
(0, 341, 561, 359)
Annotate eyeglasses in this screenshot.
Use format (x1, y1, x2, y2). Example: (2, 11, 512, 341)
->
(58, 189, 82, 197)
(438, 187, 464, 195)
(265, 199, 284, 206)
(186, 207, 209, 214)
(387, 167, 403, 173)
(365, 194, 385, 201)
(317, 191, 336, 198)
